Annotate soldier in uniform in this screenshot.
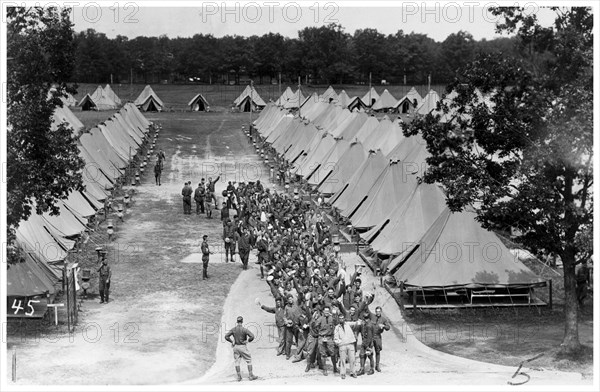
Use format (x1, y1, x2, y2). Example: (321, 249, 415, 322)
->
(154, 161, 162, 186)
(371, 306, 390, 372)
(224, 316, 258, 382)
(157, 149, 166, 170)
(194, 182, 206, 214)
(237, 227, 252, 270)
(357, 310, 375, 376)
(258, 297, 286, 356)
(182, 182, 193, 214)
(206, 175, 221, 209)
(315, 305, 338, 376)
(97, 257, 112, 303)
(201, 235, 212, 279)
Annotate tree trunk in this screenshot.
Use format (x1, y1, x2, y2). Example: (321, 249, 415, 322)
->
(560, 250, 581, 354)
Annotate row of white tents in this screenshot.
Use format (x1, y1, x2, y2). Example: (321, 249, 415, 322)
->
(252, 88, 545, 297)
(265, 85, 442, 114)
(8, 101, 152, 300)
(78, 84, 164, 112)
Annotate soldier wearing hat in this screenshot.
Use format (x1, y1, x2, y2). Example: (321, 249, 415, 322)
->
(224, 316, 258, 381)
(201, 235, 212, 279)
(97, 256, 111, 303)
(194, 182, 206, 214)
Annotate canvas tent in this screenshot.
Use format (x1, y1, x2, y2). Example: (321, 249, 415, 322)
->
(348, 96, 368, 112)
(103, 84, 122, 105)
(361, 87, 379, 107)
(233, 85, 266, 112)
(416, 89, 441, 115)
(371, 89, 397, 111)
(335, 90, 351, 108)
(134, 85, 164, 112)
(393, 208, 546, 290)
(395, 87, 422, 114)
(188, 93, 210, 111)
(78, 85, 119, 111)
(320, 86, 338, 103)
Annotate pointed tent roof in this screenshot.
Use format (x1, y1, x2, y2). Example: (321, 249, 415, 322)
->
(307, 138, 351, 186)
(320, 86, 338, 103)
(318, 140, 368, 195)
(275, 87, 295, 106)
(281, 88, 306, 109)
(335, 90, 351, 108)
(288, 128, 327, 166)
(188, 93, 210, 111)
(363, 182, 447, 258)
(372, 89, 397, 111)
(331, 149, 387, 213)
(300, 92, 319, 112)
(63, 190, 98, 219)
(52, 104, 84, 137)
(103, 84, 122, 105)
(78, 85, 119, 110)
(349, 158, 420, 229)
(354, 116, 381, 145)
(361, 87, 380, 107)
(134, 85, 164, 110)
(284, 122, 320, 163)
(15, 213, 73, 263)
(348, 96, 368, 112)
(293, 134, 336, 179)
(394, 87, 423, 110)
(393, 208, 545, 289)
(416, 89, 440, 115)
(362, 115, 396, 151)
(233, 85, 266, 108)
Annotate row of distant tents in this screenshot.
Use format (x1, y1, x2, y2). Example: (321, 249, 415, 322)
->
(74, 84, 165, 112)
(8, 101, 152, 301)
(252, 88, 545, 297)
(233, 84, 441, 115)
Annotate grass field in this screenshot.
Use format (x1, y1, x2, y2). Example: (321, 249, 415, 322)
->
(71, 82, 448, 112)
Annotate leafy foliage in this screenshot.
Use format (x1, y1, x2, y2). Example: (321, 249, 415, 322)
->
(403, 7, 593, 353)
(7, 7, 84, 256)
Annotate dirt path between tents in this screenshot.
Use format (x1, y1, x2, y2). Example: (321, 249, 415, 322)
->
(6, 111, 266, 384)
(6, 110, 589, 386)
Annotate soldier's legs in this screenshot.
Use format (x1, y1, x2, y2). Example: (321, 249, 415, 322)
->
(277, 325, 286, 355)
(199, 198, 205, 213)
(105, 281, 110, 302)
(99, 279, 106, 302)
(203, 261, 208, 279)
(284, 326, 294, 358)
(224, 242, 230, 261)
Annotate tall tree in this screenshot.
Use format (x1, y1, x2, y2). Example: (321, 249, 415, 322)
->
(7, 6, 84, 261)
(403, 7, 593, 353)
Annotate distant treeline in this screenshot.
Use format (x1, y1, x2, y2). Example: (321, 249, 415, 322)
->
(73, 23, 520, 86)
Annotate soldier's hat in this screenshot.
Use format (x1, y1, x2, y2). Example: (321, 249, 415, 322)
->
(203, 235, 208, 239)
(237, 316, 244, 323)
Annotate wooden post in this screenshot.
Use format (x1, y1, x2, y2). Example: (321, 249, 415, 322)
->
(12, 348, 16, 382)
(548, 279, 553, 310)
(412, 290, 417, 313)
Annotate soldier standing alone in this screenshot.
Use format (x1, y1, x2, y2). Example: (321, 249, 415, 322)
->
(201, 235, 212, 280)
(224, 316, 259, 382)
(97, 257, 112, 303)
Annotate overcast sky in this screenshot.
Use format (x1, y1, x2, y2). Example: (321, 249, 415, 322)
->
(71, 2, 558, 42)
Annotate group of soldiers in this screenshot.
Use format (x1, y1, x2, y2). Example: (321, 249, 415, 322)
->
(214, 172, 391, 381)
(181, 176, 220, 216)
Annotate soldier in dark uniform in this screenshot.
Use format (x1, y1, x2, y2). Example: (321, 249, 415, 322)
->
(194, 182, 205, 214)
(357, 310, 375, 376)
(224, 316, 258, 382)
(316, 305, 338, 376)
(157, 149, 166, 170)
(97, 258, 112, 303)
(182, 182, 193, 214)
(154, 161, 162, 186)
(206, 175, 221, 209)
(238, 227, 252, 270)
(223, 220, 237, 263)
(258, 297, 286, 356)
(371, 306, 390, 372)
(201, 235, 212, 279)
